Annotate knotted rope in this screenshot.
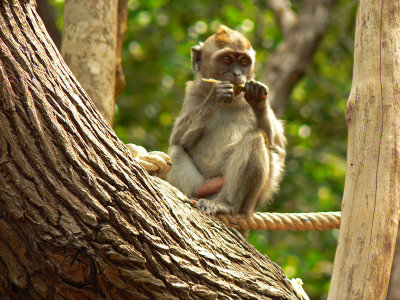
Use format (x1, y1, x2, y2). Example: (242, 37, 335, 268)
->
(126, 143, 172, 178)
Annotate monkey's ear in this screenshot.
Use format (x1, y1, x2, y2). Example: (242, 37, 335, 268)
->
(191, 44, 203, 73)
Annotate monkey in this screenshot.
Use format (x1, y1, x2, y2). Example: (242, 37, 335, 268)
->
(167, 25, 286, 216)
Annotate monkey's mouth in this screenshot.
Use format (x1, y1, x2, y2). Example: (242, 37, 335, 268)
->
(229, 79, 246, 86)
(231, 79, 246, 86)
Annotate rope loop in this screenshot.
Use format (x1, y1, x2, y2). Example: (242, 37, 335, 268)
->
(126, 143, 172, 178)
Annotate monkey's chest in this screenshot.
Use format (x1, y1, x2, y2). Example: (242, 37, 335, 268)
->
(190, 107, 255, 177)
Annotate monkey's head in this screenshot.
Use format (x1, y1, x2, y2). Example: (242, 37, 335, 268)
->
(191, 25, 256, 85)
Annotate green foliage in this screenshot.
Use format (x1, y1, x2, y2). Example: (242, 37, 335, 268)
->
(49, 1, 357, 298)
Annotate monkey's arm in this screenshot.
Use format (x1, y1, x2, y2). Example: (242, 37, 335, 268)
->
(256, 106, 286, 158)
(170, 82, 230, 148)
(167, 83, 225, 196)
(244, 80, 286, 159)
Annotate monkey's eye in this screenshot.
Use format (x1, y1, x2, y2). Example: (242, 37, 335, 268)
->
(223, 56, 232, 64)
(240, 57, 249, 66)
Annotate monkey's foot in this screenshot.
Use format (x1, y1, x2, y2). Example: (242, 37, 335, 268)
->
(196, 198, 234, 215)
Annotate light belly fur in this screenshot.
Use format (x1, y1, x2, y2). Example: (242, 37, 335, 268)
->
(189, 100, 255, 178)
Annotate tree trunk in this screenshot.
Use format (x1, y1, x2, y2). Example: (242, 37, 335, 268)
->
(0, 1, 302, 299)
(328, 1, 400, 299)
(61, 0, 118, 125)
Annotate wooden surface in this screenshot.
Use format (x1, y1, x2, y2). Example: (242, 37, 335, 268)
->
(328, 1, 400, 299)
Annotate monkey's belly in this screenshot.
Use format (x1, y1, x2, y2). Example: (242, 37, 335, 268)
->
(190, 136, 237, 178)
(190, 107, 254, 178)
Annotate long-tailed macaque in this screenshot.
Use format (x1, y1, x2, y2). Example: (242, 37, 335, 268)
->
(167, 25, 286, 215)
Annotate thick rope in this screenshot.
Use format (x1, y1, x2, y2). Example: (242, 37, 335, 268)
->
(187, 200, 400, 231)
(128, 145, 399, 231)
(185, 198, 342, 231)
(216, 211, 341, 231)
(216, 210, 400, 231)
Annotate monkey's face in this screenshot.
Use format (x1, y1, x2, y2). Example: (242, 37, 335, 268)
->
(191, 26, 256, 82)
(213, 51, 253, 85)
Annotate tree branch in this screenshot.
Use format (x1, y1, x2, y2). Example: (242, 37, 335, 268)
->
(266, 0, 297, 36)
(115, 0, 129, 98)
(264, 0, 337, 116)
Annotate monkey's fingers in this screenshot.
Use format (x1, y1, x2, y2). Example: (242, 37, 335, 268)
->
(244, 81, 267, 102)
(196, 198, 235, 215)
(244, 81, 252, 96)
(258, 85, 268, 99)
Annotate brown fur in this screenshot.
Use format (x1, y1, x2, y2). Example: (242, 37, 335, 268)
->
(167, 26, 286, 216)
(214, 26, 252, 50)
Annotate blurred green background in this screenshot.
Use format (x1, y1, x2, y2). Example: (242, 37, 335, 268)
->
(48, 0, 356, 298)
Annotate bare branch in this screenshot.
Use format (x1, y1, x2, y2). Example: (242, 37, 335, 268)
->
(264, 0, 337, 116)
(115, 0, 129, 97)
(267, 0, 297, 36)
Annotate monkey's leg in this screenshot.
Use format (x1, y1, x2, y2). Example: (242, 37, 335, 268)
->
(196, 131, 270, 215)
(167, 145, 205, 197)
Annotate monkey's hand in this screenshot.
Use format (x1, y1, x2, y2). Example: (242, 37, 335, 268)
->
(196, 198, 234, 215)
(215, 81, 234, 104)
(244, 80, 268, 111)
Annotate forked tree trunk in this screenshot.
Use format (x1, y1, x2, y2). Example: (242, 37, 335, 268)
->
(0, 1, 301, 299)
(61, 0, 118, 125)
(328, 1, 400, 299)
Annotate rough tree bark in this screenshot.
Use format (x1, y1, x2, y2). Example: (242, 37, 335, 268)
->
(0, 1, 302, 299)
(328, 1, 400, 299)
(61, 0, 118, 125)
(265, 0, 337, 115)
